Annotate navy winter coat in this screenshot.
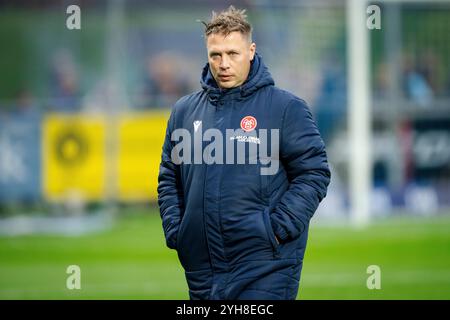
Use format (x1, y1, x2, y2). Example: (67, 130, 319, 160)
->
(158, 53, 330, 300)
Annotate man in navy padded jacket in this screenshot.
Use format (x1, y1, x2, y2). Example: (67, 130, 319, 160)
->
(157, 6, 330, 300)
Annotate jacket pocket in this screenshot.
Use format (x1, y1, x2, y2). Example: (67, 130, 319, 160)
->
(175, 211, 187, 251)
(262, 207, 280, 257)
(175, 228, 180, 251)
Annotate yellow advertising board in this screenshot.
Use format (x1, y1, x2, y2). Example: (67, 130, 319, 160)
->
(117, 111, 169, 202)
(42, 111, 170, 203)
(42, 114, 106, 202)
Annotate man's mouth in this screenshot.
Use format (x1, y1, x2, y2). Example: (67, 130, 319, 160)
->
(218, 74, 233, 80)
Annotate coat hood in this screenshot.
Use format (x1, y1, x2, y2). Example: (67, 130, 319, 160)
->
(200, 52, 275, 101)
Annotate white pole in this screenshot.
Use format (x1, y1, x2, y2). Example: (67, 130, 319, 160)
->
(347, 0, 372, 227)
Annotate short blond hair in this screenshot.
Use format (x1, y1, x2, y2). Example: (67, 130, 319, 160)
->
(201, 5, 252, 42)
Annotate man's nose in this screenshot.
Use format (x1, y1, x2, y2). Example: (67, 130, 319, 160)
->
(219, 56, 230, 69)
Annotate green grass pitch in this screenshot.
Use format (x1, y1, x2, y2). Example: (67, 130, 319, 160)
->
(0, 207, 449, 299)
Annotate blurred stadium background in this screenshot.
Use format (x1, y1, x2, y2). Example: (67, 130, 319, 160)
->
(0, 0, 449, 299)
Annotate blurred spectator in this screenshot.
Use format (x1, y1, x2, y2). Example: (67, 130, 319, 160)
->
(48, 49, 81, 112)
(402, 52, 434, 107)
(136, 52, 192, 109)
(374, 61, 389, 98)
(314, 54, 347, 144)
(418, 49, 441, 95)
(14, 89, 37, 115)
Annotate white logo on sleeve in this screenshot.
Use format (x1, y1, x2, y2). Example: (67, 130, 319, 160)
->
(193, 121, 202, 132)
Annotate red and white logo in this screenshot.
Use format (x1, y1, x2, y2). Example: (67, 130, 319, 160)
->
(240, 116, 257, 132)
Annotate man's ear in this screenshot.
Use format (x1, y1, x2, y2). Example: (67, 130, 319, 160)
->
(249, 42, 256, 61)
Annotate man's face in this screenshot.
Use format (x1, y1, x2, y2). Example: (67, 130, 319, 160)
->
(206, 31, 256, 89)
